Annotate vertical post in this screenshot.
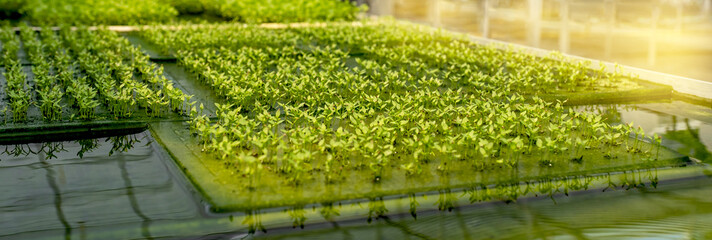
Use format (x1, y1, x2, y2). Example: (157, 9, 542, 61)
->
(704, 0, 711, 16)
(482, 0, 490, 38)
(429, 0, 441, 27)
(649, 3, 660, 66)
(387, 0, 395, 16)
(675, 2, 683, 33)
(371, 0, 394, 16)
(559, 0, 570, 53)
(528, 0, 543, 47)
(604, 0, 616, 59)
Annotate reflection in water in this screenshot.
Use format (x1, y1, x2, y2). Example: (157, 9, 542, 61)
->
(408, 194, 419, 219)
(0, 131, 197, 239)
(367, 198, 388, 224)
(109, 134, 144, 156)
(0, 134, 147, 161)
(625, 104, 712, 163)
(580, 102, 712, 163)
(248, 167, 712, 240)
(2, 142, 67, 159)
(665, 116, 712, 162)
(235, 168, 662, 238)
(289, 207, 307, 229)
(319, 202, 340, 223)
(76, 139, 99, 158)
(244, 209, 267, 234)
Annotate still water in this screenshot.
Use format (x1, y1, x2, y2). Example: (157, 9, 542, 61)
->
(0, 132, 201, 239)
(0, 100, 710, 239)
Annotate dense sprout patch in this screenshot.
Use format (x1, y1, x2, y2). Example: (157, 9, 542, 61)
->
(195, 0, 364, 23)
(0, 25, 190, 123)
(20, 0, 178, 25)
(141, 21, 675, 203)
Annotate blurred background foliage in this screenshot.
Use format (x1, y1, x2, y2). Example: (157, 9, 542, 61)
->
(0, 0, 364, 25)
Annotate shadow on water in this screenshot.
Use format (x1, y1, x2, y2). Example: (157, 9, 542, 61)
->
(118, 157, 153, 239)
(114, 135, 154, 239)
(39, 150, 72, 240)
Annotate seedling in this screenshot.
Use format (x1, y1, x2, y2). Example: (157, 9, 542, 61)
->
(130, 21, 675, 200)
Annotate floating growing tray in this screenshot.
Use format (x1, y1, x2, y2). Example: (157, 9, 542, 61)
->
(124, 25, 690, 212)
(0, 27, 192, 141)
(0, 120, 148, 144)
(150, 120, 690, 212)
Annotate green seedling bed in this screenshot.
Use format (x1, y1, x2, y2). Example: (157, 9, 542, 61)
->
(134, 21, 674, 106)
(128, 21, 691, 211)
(0, 25, 193, 138)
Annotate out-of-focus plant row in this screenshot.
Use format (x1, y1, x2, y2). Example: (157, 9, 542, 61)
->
(0, 0, 363, 25)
